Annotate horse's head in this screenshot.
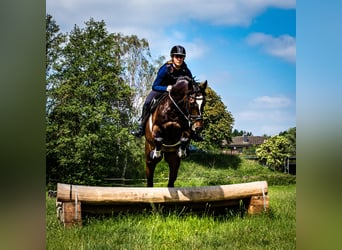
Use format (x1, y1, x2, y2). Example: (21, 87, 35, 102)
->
(167, 77, 207, 135)
(186, 80, 207, 134)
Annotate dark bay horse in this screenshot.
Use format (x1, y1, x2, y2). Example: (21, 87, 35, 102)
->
(144, 77, 207, 187)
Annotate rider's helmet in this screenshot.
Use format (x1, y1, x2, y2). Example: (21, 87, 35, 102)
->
(170, 45, 186, 57)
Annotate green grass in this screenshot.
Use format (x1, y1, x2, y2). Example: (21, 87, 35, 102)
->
(152, 152, 296, 187)
(47, 153, 296, 249)
(46, 185, 295, 249)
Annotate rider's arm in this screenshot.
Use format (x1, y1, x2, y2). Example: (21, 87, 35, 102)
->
(152, 65, 168, 92)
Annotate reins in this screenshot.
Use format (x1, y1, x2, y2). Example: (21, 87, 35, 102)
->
(168, 91, 191, 124)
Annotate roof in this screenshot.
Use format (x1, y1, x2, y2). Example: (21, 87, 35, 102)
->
(222, 136, 266, 147)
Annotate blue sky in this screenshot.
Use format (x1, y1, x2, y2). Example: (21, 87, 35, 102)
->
(46, 0, 296, 136)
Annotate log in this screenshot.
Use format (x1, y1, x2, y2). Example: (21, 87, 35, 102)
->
(57, 181, 268, 204)
(56, 181, 269, 226)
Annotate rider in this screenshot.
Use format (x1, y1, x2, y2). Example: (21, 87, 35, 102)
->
(132, 45, 204, 141)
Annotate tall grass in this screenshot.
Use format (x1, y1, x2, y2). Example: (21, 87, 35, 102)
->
(46, 185, 295, 249)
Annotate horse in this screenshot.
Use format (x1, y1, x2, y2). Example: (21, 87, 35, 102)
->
(144, 77, 207, 187)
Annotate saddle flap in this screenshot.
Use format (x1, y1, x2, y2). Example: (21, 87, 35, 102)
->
(150, 93, 168, 113)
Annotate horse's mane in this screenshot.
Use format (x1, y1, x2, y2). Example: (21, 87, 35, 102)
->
(170, 77, 193, 100)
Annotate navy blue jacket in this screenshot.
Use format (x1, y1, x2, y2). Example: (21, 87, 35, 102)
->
(152, 60, 193, 92)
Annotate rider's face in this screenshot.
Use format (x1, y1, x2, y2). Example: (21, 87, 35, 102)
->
(172, 55, 185, 67)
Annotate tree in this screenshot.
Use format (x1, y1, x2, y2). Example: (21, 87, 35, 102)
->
(46, 14, 66, 74)
(46, 17, 145, 186)
(201, 86, 234, 149)
(115, 35, 159, 121)
(232, 129, 253, 136)
(279, 127, 296, 156)
(255, 135, 291, 171)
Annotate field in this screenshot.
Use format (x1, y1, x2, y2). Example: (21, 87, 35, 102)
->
(46, 153, 296, 249)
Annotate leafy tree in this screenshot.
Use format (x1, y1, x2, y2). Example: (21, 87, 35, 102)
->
(255, 135, 291, 171)
(201, 86, 234, 149)
(232, 129, 253, 136)
(279, 127, 296, 156)
(46, 14, 66, 74)
(46, 17, 145, 186)
(116, 35, 159, 121)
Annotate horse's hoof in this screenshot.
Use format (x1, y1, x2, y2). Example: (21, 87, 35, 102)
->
(177, 149, 187, 158)
(150, 150, 161, 159)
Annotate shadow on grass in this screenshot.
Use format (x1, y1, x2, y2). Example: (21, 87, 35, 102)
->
(184, 151, 242, 170)
(80, 201, 254, 226)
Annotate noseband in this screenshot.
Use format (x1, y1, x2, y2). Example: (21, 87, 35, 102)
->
(187, 93, 204, 121)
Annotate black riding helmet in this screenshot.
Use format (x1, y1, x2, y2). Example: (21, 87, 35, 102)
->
(170, 45, 186, 57)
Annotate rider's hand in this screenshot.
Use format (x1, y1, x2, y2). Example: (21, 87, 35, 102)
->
(166, 85, 172, 92)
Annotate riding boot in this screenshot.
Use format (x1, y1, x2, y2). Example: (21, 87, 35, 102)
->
(132, 105, 149, 137)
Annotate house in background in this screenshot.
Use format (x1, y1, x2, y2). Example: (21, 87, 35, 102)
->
(222, 134, 296, 175)
(222, 134, 266, 154)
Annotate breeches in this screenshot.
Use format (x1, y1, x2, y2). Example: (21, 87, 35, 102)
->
(144, 90, 163, 107)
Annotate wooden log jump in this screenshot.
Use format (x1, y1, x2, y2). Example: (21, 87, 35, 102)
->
(56, 181, 269, 227)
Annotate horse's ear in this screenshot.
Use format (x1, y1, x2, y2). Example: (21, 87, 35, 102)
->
(199, 80, 208, 91)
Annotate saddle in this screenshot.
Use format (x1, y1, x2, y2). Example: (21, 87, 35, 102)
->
(149, 93, 168, 114)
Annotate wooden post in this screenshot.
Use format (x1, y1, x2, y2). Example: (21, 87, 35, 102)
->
(247, 195, 269, 214)
(57, 201, 82, 227)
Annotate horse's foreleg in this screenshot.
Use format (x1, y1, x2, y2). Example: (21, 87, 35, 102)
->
(165, 152, 181, 187)
(146, 162, 155, 187)
(150, 137, 163, 159)
(177, 137, 189, 158)
(168, 168, 179, 187)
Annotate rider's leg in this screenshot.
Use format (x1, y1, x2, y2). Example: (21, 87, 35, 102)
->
(132, 103, 149, 137)
(132, 91, 158, 137)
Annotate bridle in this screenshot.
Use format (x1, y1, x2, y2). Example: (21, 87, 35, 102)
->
(168, 85, 204, 128)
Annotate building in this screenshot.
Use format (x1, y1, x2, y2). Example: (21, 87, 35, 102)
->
(223, 135, 266, 154)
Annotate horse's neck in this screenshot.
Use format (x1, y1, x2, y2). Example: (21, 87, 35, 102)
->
(171, 85, 189, 102)
(175, 78, 191, 90)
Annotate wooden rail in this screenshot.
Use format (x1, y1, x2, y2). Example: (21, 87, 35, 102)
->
(56, 181, 269, 227)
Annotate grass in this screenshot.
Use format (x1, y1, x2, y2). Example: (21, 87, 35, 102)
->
(47, 152, 296, 249)
(46, 185, 295, 249)
(152, 152, 296, 187)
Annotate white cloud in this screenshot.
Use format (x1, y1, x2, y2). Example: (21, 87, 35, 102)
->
(246, 32, 296, 63)
(250, 95, 292, 108)
(234, 109, 295, 135)
(236, 109, 292, 122)
(233, 95, 295, 135)
(47, 0, 295, 31)
(47, 0, 295, 61)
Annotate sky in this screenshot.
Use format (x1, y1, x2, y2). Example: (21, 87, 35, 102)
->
(46, 0, 296, 136)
